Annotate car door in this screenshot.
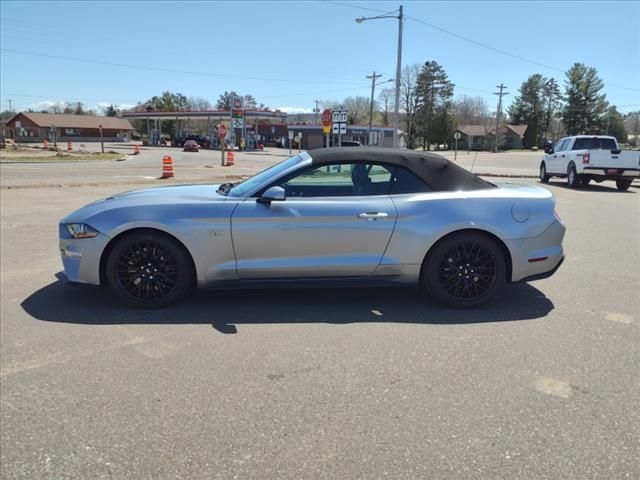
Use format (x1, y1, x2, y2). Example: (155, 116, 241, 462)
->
(230, 162, 398, 279)
(547, 138, 566, 174)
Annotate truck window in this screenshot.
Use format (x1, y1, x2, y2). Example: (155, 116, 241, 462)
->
(555, 139, 568, 152)
(572, 137, 618, 150)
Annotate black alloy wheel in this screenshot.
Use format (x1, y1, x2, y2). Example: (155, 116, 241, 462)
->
(423, 232, 506, 308)
(106, 231, 193, 308)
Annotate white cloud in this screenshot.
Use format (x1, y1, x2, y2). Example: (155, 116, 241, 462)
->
(94, 102, 135, 113)
(277, 106, 313, 114)
(26, 100, 59, 110)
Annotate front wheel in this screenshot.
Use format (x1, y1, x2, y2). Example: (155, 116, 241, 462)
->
(616, 179, 632, 191)
(106, 231, 194, 308)
(539, 162, 550, 183)
(422, 232, 506, 308)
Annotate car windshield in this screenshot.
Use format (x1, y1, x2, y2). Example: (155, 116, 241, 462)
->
(226, 152, 309, 197)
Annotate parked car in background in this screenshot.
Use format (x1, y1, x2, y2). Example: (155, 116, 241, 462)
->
(540, 135, 640, 191)
(183, 140, 199, 152)
(341, 140, 363, 147)
(59, 148, 565, 309)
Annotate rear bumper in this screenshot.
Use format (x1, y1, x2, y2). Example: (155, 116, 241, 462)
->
(508, 220, 566, 283)
(582, 167, 640, 179)
(517, 255, 565, 283)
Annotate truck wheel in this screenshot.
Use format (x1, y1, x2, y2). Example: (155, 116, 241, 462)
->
(567, 164, 578, 189)
(539, 163, 550, 183)
(616, 179, 632, 191)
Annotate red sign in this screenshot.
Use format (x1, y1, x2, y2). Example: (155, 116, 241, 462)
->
(216, 124, 227, 139)
(321, 109, 332, 126)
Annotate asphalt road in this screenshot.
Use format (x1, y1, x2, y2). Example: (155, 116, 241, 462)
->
(0, 144, 544, 189)
(1, 176, 639, 479)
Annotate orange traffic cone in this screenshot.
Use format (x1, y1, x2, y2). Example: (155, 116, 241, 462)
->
(161, 155, 174, 178)
(225, 150, 235, 166)
(134, 144, 141, 155)
(67, 141, 73, 152)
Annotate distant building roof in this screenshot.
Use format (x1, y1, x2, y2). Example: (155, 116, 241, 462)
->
(504, 124, 528, 137)
(10, 112, 134, 130)
(457, 125, 490, 137)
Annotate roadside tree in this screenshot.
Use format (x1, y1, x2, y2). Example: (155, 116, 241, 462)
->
(562, 63, 608, 135)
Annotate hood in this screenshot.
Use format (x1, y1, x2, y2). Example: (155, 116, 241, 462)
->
(61, 183, 230, 224)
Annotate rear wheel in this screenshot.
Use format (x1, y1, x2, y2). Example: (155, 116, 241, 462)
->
(616, 179, 632, 191)
(539, 162, 550, 183)
(567, 164, 579, 188)
(106, 231, 193, 308)
(422, 232, 506, 308)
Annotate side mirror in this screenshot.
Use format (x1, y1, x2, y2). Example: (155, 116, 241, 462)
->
(257, 186, 286, 204)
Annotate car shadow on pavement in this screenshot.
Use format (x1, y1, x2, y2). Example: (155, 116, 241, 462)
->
(21, 275, 555, 334)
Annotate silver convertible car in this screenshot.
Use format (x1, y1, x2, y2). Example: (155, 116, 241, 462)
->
(59, 148, 565, 309)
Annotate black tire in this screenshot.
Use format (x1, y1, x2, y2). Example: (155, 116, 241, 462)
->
(539, 162, 550, 183)
(567, 163, 579, 188)
(616, 179, 632, 191)
(105, 230, 194, 308)
(422, 232, 506, 308)
(579, 176, 591, 186)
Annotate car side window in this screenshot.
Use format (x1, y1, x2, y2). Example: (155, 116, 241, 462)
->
(554, 139, 567, 152)
(277, 162, 393, 197)
(389, 166, 431, 194)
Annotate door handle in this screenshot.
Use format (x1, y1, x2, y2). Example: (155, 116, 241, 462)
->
(358, 212, 389, 220)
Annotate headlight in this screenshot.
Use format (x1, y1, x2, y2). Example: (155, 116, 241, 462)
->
(66, 223, 100, 239)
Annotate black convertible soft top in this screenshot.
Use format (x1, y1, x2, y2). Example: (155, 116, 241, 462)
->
(308, 147, 494, 192)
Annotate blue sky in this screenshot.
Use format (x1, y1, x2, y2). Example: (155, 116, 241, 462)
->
(1, 0, 639, 115)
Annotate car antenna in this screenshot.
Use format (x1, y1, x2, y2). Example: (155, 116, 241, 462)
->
(470, 151, 479, 174)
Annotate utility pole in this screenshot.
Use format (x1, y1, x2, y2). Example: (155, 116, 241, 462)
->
(367, 71, 382, 145)
(314, 100, 320, 124)
(493, 83, 508, 152)
(8, 99, 13, 114)
(394, 5, 403, 148)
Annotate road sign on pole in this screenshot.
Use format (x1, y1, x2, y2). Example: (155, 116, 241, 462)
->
(331, 106, 348, 146)
(321, 109, 332, 127)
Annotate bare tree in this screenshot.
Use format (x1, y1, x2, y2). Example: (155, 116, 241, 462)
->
(377, 88, 394, 126)
(454, 95, 490, 125)
(400, 64, 421, 148)
(189, 97, 212, 110)
(343, 96, 370, 124)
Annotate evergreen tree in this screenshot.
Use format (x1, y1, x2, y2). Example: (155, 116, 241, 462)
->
(562, 63, 608, 135)
(414, 61, 455, 150)
(105, 104, 118, 117)
(605, 107, 628, 143)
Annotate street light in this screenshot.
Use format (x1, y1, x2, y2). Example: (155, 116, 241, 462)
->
(356, 5, 403, 148)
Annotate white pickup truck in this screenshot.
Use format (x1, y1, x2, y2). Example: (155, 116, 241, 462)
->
(539, 135, 640, 191)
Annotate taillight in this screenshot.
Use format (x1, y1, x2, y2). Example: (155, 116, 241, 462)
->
(582, 151, 590, 164)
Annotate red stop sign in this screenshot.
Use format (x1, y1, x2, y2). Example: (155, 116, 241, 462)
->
(321, 109, 332, 126)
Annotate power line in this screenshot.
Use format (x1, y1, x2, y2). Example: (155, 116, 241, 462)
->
(320, 2, 640, 92)
(0, 48, 367, 86)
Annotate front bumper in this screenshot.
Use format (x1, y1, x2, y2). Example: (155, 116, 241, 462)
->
(59, 226, 110, 285)
(508, 219, 566, 283)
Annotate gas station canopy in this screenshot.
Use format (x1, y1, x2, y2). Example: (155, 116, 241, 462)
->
(120, 110, 287, 121)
